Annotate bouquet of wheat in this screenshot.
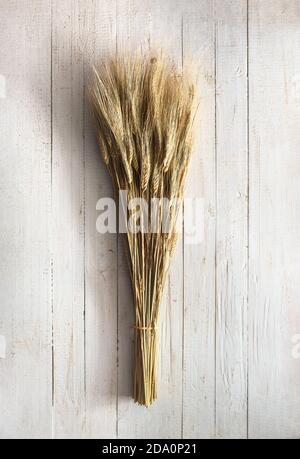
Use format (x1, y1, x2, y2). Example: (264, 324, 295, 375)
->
(89, 52, 197, 406)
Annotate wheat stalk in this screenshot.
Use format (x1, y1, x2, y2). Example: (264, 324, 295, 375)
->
(89, 51, 197, 407)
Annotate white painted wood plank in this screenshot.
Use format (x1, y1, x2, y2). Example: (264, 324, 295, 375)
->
(84, 0, 118, 439)
(52, 0, 118, 439)
(0, 0, 52, 439)
(117, 0, 184, 439)
(52, 0, 86, 438)
(183, 3, 216, 439)
(248, 0, 300, 439)
(215, 0, 248, 439)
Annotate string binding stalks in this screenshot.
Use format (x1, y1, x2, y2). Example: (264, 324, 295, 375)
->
(89, 51, 197, 407)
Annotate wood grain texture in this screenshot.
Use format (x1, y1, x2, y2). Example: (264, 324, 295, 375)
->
(183, 2, 216, 439)
(0, 0, 52, 439)
(215, 0, 248, 439)
(1, 0, 300, 439)
(84, 0, 118, 439)
(52, 0, 87, 438)
(52, 0, 118, 438)
(248, 0, 300, 439)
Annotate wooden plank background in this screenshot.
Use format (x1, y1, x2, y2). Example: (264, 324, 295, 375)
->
(0, 0, 300, 439)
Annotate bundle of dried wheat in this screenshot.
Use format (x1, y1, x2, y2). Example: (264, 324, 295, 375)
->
(89, 52, 197, 406)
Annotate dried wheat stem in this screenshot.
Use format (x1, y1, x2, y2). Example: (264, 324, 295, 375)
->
(89, 51, 197, 407)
